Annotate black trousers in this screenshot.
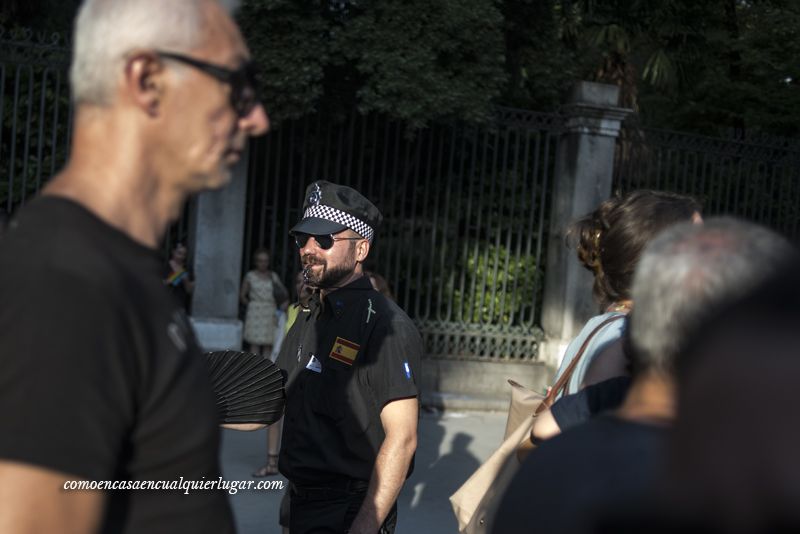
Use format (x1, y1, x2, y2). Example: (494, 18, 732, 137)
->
(288, 480, 397, 534)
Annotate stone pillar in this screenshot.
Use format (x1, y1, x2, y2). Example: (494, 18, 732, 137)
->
(188, 147, 250, 351)
(540, 82, 632, 367)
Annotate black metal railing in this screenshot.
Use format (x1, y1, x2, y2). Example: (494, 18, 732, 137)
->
(614, 125, 800, 239)
(244, 108, 563, 362)
(0, 27, 72, 215)
(8, 25, 800, 361)
(0, 27, 189, 256)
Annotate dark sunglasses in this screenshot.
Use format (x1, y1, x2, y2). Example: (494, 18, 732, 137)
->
(156, 51, 260, 118)
(294, 233, 363, 250)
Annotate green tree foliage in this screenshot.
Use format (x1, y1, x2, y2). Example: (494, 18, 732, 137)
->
(6, 0, 800, 137)
(237, 0, 800, 136)
(638, 0, 800, 137)
(510, 0, 800, 137)
(237, 1, 329, 123)
(238, 0, 507, 127)
(501, 0, 582, 110)
(452, 242, 540, 326)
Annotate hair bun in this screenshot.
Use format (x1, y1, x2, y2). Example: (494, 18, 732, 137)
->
(569, 210, 609, 277)
(567, 191, 700, 309)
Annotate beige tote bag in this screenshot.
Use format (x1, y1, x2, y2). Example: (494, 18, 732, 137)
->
(449, 315, 625, 533)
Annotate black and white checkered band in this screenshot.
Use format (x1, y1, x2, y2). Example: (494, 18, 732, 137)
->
(303, 205, 374, 241)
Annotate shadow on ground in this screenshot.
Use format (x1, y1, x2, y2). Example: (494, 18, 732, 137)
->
(221, 410, 506, 533)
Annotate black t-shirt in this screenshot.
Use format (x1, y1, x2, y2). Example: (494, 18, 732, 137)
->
(0, 197, 233, 533)
(278, 276, 422, 485)
(491, 416, 667, 534)
(551, 376, 632, 430)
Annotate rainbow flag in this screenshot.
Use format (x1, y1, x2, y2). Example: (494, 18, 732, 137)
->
(166, 269, 187, 287)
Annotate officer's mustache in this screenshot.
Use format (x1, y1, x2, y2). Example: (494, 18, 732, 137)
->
(300, 255, 349, 290)
(301, 255, 324, 286)
(301, 254, 325, 267)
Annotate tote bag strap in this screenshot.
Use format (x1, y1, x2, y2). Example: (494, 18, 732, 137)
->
(534, 314, 625, 415)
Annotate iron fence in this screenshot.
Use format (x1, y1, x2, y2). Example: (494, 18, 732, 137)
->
(9, 24, 800, 361)
(0, 27, 189, 255)
(0, 27, 72, 215)
(244, 107, 563, 362)
(614, 125, 800, 239)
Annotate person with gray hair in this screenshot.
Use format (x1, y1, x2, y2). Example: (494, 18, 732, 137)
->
(0, 0, 268, 532)
(629, 216, 794, 376)
(490, 217, 795, 534)
(640, 256, 800, 532)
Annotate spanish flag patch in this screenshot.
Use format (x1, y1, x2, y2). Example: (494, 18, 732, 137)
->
(329, 337, 360, 366)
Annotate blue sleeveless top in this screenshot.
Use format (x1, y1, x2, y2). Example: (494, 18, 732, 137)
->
(552, 311, 627, 398)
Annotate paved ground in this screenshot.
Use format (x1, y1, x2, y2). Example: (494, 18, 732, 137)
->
(221, 410, 507, 533)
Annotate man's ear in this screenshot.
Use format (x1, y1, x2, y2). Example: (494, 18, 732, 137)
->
(355, 239, 370, 263)
(124, 52, 166, 117)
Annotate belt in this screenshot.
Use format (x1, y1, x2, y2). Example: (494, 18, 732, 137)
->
(290, 478, 369, 499)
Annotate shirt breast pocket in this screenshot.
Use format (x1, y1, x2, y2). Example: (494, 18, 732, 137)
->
(311, 363, 371, 435)
(309, 364, 346, 422)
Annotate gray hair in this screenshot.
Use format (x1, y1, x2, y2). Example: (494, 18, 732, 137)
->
(630, 217, 796, 375)
(70, 0, 239, 106)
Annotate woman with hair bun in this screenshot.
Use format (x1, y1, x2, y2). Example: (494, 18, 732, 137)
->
(521, 190, 702, 451)
(553, 190, 702, 396)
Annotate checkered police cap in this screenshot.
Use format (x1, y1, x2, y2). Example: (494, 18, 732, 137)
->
(302, 204, 375, 242)
(291, 181, 383, 242)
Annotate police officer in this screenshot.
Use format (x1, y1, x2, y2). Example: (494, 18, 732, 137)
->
(277, 181, 421, 534)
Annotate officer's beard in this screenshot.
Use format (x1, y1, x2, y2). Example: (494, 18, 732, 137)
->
(302, 252, 357, 290)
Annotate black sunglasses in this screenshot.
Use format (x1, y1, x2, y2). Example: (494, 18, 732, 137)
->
(156, 51, 260, 118)
(294, 233, 363, 250)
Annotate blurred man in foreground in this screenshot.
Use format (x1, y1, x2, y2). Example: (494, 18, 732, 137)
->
(0, 0, 268, 532)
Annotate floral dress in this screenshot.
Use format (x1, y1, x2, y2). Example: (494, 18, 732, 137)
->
(243, 271, 278, 346)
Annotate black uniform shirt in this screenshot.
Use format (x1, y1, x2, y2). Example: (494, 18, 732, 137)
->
(277, 275, 422, 485)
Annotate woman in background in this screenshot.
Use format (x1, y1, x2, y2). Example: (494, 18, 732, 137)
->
(163, 242, 194, 311)
(367, 271, 394, 301)
(552, 190, 702, 395)
(240, 248, 288, 357)
(524, 189, 701, 454)
(526, 190, 702, 447)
